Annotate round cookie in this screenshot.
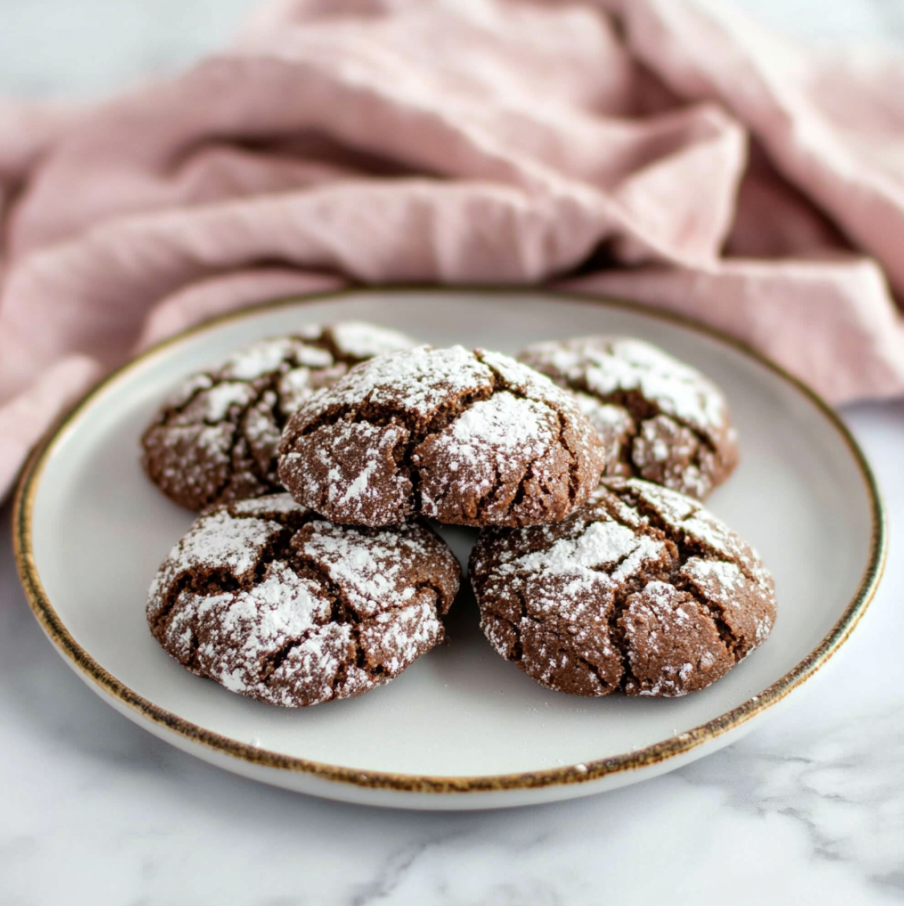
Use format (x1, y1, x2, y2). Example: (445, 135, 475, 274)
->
(470, 477, 776, 698)
(519, 337, 739, 500)
(146, 493, 460, 708)
(141, 322, 416, 510)
(278, 345, 607, 528)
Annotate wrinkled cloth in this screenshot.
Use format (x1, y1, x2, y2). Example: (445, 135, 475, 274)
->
(2, 0, 904, 500)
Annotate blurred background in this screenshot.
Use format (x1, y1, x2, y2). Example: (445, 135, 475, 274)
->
(3, 0, 904, 98)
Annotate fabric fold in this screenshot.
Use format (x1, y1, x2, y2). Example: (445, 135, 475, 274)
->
(1, 0, 903, 501)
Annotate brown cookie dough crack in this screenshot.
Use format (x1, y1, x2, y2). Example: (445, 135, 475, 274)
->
(286, 349, 595, 526)
(471, 479, 776, 697)
(143, 324, 418, 510)
(149, 503, 314, 658)
(673, 583, 738, 659)
(279, 540, 438, 689)
(575, 653, 612, 691)
(222, 381, 280, 495)
(256, 550, 427, 691)
(553, 408, 583, 506)
(291, 551, 360, 626)
(606, 482, 760, 587)
(502, 583, 626, 694)
(234, 384, 288, 488)
(511, 588, 528, 661)
(293, 386, 499, 502)
(594, 541, 661, 693)
(413, 578, 450, 620)
(519, 339, 738, 500)
(259, 623, 380, 694)
(143, 360, 286, 504)
(509, 586, 615, 687)
(258, 626, 321, 683)
(479, 359, 583, 517)
(545, 343, 719, 448)
(580, 380, 720, 474)
(604, 588, 638, 694)
(148, 495, 461, 707)
(595, 483, 749, 659)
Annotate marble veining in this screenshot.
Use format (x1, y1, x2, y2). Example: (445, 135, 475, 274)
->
(1, 401, 902, 905)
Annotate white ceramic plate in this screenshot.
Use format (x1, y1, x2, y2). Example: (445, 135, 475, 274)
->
(14, 289, 885, 810)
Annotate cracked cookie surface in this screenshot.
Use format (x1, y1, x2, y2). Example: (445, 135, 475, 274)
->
(146, 494, 460, 708)
(277, 346, 607, 528)
(469, 477, 776, 698)
(519, 337, 739, 500)
(141, 322, 416, 510)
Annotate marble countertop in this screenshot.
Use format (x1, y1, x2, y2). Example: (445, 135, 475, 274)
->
(2, 2, 904, 904)
(3, 400, 903, 903)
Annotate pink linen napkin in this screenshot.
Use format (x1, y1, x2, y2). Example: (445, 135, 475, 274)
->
(2, 0, 904, 501)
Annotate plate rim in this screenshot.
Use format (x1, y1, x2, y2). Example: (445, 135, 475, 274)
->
(12, 287, 888, 796)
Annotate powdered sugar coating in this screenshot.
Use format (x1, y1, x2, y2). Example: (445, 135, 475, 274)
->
(519, 337, 739, 500)
(220, 337, 313, 381)
(470, 477, 776, 698)
(146, 493, 460, 708)
(295, 519, 460, 621)
(329, 322, 416, 360)
(141, 322, 417, 510)
(314, 345, 491, 419)
(278, 346, 606, 528)
(147, 508, 277, 615)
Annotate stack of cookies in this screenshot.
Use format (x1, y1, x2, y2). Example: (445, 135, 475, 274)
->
(144, 322, 776, 708)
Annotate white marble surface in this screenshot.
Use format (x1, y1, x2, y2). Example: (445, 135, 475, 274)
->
(2, 0, 904, 99)
(2, 1, 904, 903)
(2, 400, 904, 904)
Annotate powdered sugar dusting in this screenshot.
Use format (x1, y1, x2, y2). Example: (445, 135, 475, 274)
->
(231, 493, 307, 517)
(623, 478, 698, 523)
(519, 336, 737, 500)
(537, 337, 726, 432)
(360, 600, 442, 676)
(202, 561, 330, 657)
(167, 510, 276, 580)
(147, 510, 280, 616)
(143, 322, 418, 510)
(617, 479, 768, 581)
(308, 345, 492, 418)
(577, 395, 633, 430)
(173, 381, 257, 424)
(316, 421, 411, 525)
(338, 457, 380, 505)
(471, 476, 777, 699)
(443, 392, 551, 460)
(681, 558, 743, 593)
(303, 521, 445, 619)
(164, 372, 212, 410)
(221, 337, 303, 380)
(330, 321, 416, 359)
(478, 349, 557, 395)
(281, 345, 605, 527)
(512, 520, 648, 577)
(482, 515, 670, 621)
(147, 498, 458, 708)
(272, 367, 311, 413)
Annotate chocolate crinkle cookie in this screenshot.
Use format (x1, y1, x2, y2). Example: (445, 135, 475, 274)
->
(519, 337, 739, 500)
(141, 322, 416, 510)
(146, 494, 460, 707)
(278, 346, 606, 528)
(470, 478, 776, 698)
